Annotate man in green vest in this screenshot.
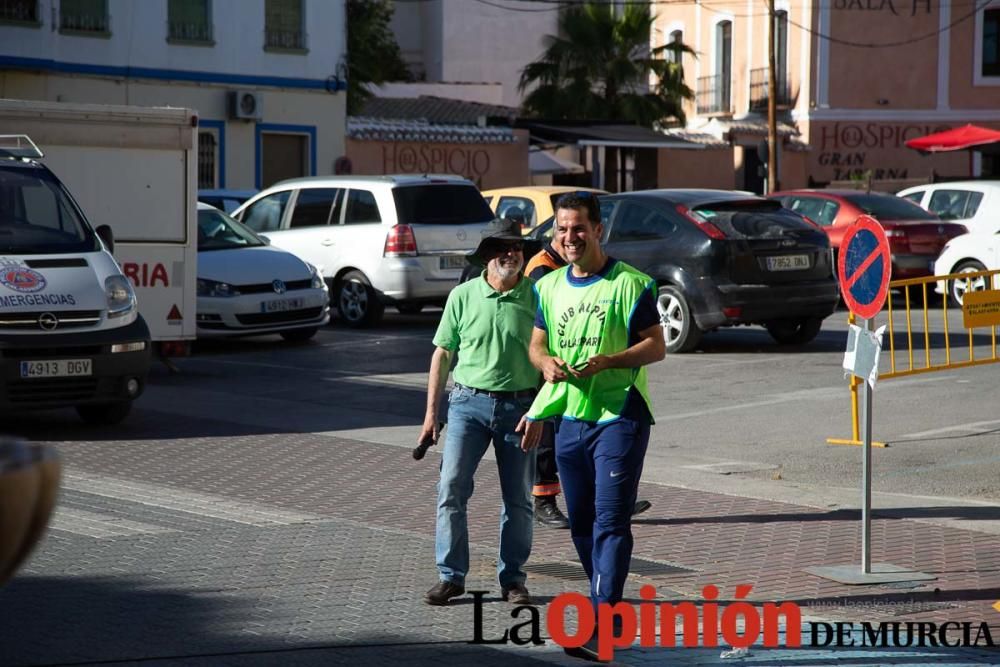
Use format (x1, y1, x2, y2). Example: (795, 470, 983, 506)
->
(421, 218, 539, 607)
(521, 192, 666, 660)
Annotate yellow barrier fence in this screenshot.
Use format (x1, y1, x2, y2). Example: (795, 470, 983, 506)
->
(827, 268, 1000, 447)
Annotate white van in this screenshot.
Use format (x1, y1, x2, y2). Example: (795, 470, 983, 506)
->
(0, 136, 151, 424)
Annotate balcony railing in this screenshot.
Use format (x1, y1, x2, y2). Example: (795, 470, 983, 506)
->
(0, 0, 38, 23)
(60, 9, 109, 33)
(696, 74, 731, 115)
(168, 20, 213, 42)
(265, 28, 305, 50)
(749, 67, 792, 111)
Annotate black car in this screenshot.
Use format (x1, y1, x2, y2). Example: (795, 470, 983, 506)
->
(526, 189, 840, 353)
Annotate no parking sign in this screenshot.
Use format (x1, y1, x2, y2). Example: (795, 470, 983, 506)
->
(837, 215, 891, 320)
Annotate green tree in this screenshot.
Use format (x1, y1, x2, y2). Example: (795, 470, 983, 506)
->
(347, 0, 410, 115)
(518, 2, 694, 189)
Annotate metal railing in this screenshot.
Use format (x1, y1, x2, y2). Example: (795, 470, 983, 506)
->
(265, 28, 305, 50)
(748, 67, 791, 112)
(828, 269, 1000, 447)
(696, 74, 731, 115)
(0, 0, 37, 23)
(168, 20, 213, 42)
(882, 270, 1000, 379)
(60, 8, 109, 32)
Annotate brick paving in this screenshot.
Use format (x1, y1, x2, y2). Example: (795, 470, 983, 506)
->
(2, 413, 999, 665)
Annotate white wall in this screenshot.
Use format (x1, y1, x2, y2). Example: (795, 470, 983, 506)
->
(0, 0, 346, 83)
(389, 0, 558, 108)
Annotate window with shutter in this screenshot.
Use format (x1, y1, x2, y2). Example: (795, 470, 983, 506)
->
(168, 0, 212, 43)
(60, 0, 109, 34)
(264, 0, 305, 50)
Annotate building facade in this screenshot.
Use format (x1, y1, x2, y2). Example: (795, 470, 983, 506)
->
(0, 0, 347, 190)
(653, 0, 1000, 192)
(389, 0, 558, 108)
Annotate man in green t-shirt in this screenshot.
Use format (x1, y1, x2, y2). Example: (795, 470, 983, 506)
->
(420, 218, 539, 607)
(521, 192, 666, 661)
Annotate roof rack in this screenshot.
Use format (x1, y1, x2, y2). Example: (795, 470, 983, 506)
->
(0, 135, 44, 160)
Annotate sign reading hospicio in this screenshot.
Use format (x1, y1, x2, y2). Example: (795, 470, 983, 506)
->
(837, 215, 891, 320)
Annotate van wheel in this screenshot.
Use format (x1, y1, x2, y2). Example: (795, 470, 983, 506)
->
(765, 317, 824, 345)
(336, 271, 384, 328)
(280, 327, 318, 342)
(656, 285, 702, 353)
(397, 303, 424, 314)
(76, 402, 132, 425)
(949, 260, 988, 307)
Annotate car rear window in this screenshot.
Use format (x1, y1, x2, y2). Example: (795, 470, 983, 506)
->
(844, 193, 938, 221)
(691, 200, 815, 238)
(393, 185, 495, 225)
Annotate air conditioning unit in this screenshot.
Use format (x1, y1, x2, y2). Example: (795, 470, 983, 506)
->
(229, 90, 262, 121)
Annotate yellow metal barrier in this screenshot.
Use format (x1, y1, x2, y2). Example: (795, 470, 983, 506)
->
(827, 268, 1000, 447)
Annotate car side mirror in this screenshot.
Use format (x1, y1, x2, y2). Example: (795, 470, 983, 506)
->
(260, 233, 271, 245)
(96, 225, 114, 254)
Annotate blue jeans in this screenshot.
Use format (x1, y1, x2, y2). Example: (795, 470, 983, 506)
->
(435, 385, 536, 588)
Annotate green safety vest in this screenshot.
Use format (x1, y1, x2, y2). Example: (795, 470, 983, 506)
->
(527, 261, 656, 423)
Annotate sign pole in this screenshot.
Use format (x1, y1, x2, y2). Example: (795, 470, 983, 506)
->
(861, 316, 873, 575)
(806, 216, 934, 586)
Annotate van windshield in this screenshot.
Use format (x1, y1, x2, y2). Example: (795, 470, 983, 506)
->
(0, 166, 97, 254)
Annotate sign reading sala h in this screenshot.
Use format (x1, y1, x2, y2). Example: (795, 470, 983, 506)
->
(837, 215, 891, 320)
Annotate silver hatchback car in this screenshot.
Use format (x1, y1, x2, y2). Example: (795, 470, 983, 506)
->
(232, 175, 496, 327)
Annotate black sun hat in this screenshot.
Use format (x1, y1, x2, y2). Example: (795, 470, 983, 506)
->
(466, 218, 541, 266)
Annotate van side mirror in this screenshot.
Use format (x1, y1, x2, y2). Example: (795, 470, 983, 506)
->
(96, 225, 114, 254)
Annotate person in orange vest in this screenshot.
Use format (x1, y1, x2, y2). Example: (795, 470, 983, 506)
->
(524, 233, 652, 530)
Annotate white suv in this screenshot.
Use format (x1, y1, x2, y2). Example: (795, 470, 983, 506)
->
(897, 181, 1000, 234)
(232, 175, 496, 327)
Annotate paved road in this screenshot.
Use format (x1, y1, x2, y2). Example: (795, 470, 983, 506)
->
(3, 309, 1000, 666)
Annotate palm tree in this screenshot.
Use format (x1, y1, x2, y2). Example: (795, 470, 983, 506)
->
(519, 2, 694, 190)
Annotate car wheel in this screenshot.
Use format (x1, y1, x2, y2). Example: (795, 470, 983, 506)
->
(656, 285, 702, 353)
(949, 260, 989, 307)
(336, 270, 384, 328)
(280, 327, 319, 342)
(396, 303, 424, 314)
(765, 317, 824, 345)
(76, 402, 132, 426)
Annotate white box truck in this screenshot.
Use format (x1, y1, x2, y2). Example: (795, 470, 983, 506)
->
(0, 99, 198, 357)
(0, 99, 198, 423)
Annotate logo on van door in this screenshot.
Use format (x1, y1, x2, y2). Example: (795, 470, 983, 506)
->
(0, 267, 47, 293)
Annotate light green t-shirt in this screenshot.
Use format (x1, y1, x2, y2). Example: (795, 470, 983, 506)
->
(433, 272, 539, 391)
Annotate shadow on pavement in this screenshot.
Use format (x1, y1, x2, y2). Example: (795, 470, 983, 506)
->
(634, 505, 1000, 526)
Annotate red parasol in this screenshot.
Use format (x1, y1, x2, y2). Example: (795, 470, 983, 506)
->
(904, 124, 1000, 153)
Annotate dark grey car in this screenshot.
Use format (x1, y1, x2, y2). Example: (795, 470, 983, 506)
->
(527, 189, 840, 353)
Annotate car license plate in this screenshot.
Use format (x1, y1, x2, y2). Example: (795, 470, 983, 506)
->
(766, 254, 810, 271)
(19, 359, 92, 379)
(261, 297, 304, 313)
(440, 255, 466, 270)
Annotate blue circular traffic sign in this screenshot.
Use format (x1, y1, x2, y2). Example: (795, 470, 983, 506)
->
(837, 215, 891, 320)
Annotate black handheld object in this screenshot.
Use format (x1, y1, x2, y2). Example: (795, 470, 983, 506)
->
(412, 423, 444, 461)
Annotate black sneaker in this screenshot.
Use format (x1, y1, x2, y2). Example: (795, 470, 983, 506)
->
(563, 636, 609, 663)
(632, 500, 652, 517)
(424, 580, 465, 606)
(534, 496, 570, 529)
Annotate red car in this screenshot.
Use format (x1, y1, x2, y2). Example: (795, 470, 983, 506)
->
(768, 190, 967, 279)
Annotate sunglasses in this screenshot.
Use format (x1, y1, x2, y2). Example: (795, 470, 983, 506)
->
(493, 241, 524, 254)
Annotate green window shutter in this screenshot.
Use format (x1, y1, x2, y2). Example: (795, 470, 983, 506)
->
(264, 0, 303, 49)
(61, 0, 107, 31)
(168, 0, 210, 41)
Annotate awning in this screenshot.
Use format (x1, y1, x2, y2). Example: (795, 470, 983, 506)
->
(518, 121, 705, 150)
(529, 149, 584, 175)
(904, 124, 1000, 153)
